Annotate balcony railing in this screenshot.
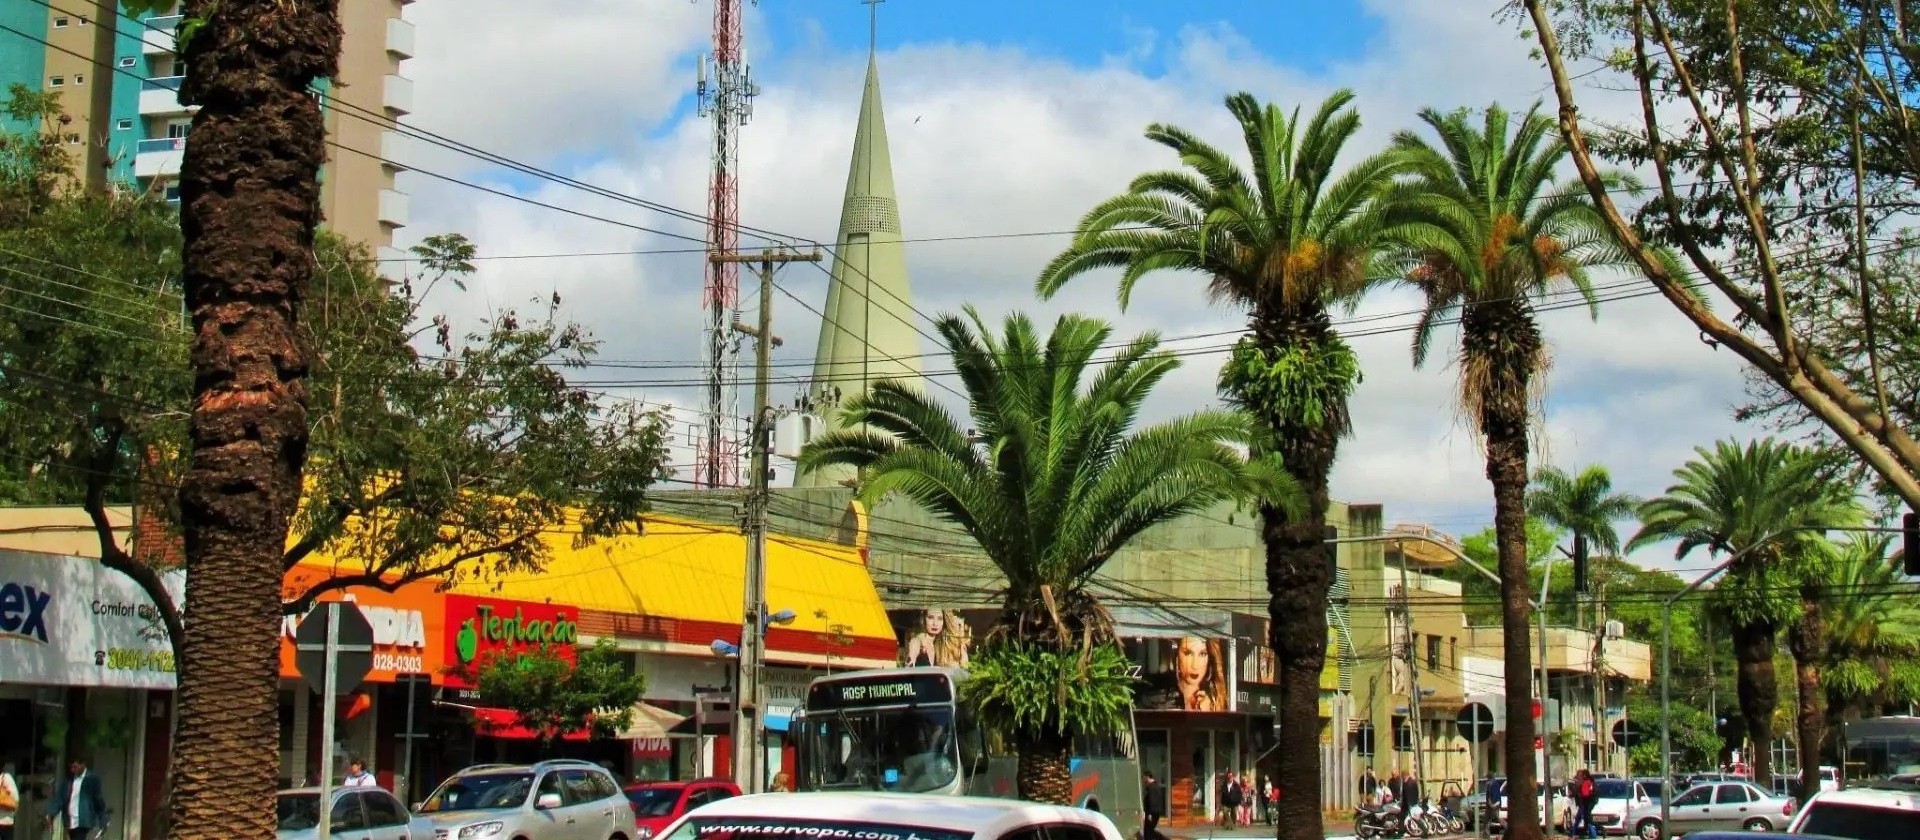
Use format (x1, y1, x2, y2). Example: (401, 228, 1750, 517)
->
(137, 137, 186, 154)
(143, 75, 185, 92)
(147, 14, 183, 31)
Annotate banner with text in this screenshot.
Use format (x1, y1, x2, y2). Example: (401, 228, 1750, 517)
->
(0, 549, 184, 689)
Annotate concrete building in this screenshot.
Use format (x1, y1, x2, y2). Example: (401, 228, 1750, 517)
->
(795, 44, 923, 488)
(0, 0, 412, 255)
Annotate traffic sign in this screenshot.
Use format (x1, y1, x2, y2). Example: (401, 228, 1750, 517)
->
(1456, 702, 1496, 743)
(1612, 719, 1645, 748)
(294, 601, 374, 695)
(1534, 735, 1545, 750)
(1531, 699, 1543, 719)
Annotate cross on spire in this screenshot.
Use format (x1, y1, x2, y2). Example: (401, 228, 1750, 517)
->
(862, 0, 883, 57)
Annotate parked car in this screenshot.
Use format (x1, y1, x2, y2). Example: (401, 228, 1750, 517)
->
(650, 791, 1128, 840)
(1630, 780, 1795, 839)
(624, 778, 742, 839)
(411, 759, 639, 840)
(277, 786, 415, 840)
(1786, 785, 1920, 840)
(1634, 777, 1667, 805)
(1588, 778, 1656, 836)
(1498, 782, 1574, 832)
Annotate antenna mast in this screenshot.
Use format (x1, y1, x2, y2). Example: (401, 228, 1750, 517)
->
(694, 0, 758, 488)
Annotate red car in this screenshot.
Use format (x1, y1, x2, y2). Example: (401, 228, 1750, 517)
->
(624, 779, 742, 839)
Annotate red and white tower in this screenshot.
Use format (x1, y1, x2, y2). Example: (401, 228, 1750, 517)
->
(694, 0, 758, 488)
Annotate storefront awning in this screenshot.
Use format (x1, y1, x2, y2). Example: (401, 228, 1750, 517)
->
(614, 702, 685, 740)
(454, 513, 898, 663)
(470, 707, 592, 742)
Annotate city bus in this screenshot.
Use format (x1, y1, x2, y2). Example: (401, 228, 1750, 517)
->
(1843, 715, 1920, 780)
(791, 666, 1144, 837)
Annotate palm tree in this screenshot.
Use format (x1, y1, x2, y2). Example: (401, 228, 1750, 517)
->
(797, 308, 1300, 804)
(158, 0, 338, 836)
(1528, 464, 1640, 627)
(1820, 537, 1920, 745)
(1628, 438, 1859, 787)
(1033, 90, 1402, 838)
(1384, 102, 1639, 839)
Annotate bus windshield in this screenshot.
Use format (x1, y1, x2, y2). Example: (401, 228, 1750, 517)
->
(799, 704, 958, 794)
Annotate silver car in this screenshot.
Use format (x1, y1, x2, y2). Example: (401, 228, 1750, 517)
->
(411, 759, 638, 840)
(1627, 781, 1794, 839)
(278, 786, 417, 840)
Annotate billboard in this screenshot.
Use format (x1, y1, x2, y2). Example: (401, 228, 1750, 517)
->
(1128, 636, 1235, 712)
(0, 550, 183, 689)
(277, 565, 443, 685)
(884, 607, 990, 668)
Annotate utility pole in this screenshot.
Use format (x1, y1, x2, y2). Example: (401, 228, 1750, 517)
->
(715, 248, 820, 794)
(1397, 552, 1426, 799)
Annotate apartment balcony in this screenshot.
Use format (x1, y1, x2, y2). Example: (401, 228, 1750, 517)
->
(138, 76, 190, 117)
(379, 129, 408, 171)
(386, 17, 414, 59)
(377, 188, 409, 228)
(133, 136, 186, 179)
(1463, 624, 1653, 682)
(382, 74, 412, 116)
(142, 15, 181, 55)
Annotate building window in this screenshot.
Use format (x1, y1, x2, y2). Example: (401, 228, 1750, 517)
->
(118, 56, 136, 68)
(1449, 637, 1458, 670)
(166, 121, 189, 138)
(53, 16, 69, 27)
(1393, 716, 1415, 752)
(1352, 723, 1376, 757)
(64, 133, 81, 145)
(48, 76, 64, 87)
(1426, 635, 1441, 670)
(115, 119, 132, 130)
(73, 73, 84, 85)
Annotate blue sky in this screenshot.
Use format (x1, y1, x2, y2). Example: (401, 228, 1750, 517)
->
(758, 0, 1382, 75)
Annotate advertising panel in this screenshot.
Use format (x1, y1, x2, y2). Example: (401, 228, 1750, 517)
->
(1127, 636, 1236, 712)
(276, 565, 444, 684)
(883, 607, 993, 668)
(441, 593, 581, 701)
(0, 549, 184, 689)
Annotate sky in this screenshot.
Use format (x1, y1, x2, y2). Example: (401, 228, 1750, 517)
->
(385, 0, 1765, 570)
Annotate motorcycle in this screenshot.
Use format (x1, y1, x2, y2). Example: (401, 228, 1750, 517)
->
(1355, 801, 1426, 838)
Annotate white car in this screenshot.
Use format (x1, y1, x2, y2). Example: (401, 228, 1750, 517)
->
(1787, 785, 1920, 840)
(653, 791, 1128, 840)
(277, 786, 417, 840)
(1498, 784, 1574, 832)
(1587, 778, 1654, 836)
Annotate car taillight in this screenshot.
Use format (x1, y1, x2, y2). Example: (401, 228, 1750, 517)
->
(1784, 799, 1796, 816)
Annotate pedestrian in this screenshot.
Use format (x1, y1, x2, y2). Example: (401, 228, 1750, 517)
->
(0, 761, 20, 840)
(769, 772, 792, 792)
(1572, 769, 1599, 839)
(343, 758, 378, 788)
(1260, 775, 1276, 825)
(1398, 768, 1422, 812)
(1140, 772, 1169, 840)
(1221, 772, 1243, 828)
(45, 757, 109, 840)
(1359, 766, 1378, 802)
(1237, 772, 1254, 826)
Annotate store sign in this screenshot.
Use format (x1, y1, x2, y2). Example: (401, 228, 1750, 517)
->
(442, 594, 579, 697)
(0, 550, 183, 689)
(276, 565, 444, 684)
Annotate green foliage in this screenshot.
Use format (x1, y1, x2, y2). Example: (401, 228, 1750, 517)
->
(960, 640, 1134, 740)
(1453, 517, 1567, 625)
(1527, 464, 1641, 555)
(473, 638, 647, 747)
(1625, 691, 1720, 775)
(1218, 334, 1361, 432)
(799, 308, 1297, 645)
(0, 84, 71, 222)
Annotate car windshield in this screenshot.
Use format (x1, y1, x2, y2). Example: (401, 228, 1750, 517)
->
(663, 817, 973, 840)
(627, 787, 685, 817)
(798, 705, 958, 794)
(1795, 801, 1920, 840)
(277, 793, 321, 831)
(1595, 781, 1632, 799)
(1641, 781, 1664, 800)
(417, 772, 533, 813)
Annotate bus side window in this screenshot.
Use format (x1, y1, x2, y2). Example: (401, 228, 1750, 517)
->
(958, 707, 984, 769)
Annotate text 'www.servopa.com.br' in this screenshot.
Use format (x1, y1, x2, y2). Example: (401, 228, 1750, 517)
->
(699, 826, 940, 840)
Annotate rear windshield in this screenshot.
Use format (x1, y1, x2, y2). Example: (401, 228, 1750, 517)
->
(665, 817, 974, 840)
(1796, 801, 1920, 840)
(628, 787, 685, 817)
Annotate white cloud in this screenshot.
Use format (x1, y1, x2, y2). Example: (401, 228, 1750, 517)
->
(389, 0, 1758, 564)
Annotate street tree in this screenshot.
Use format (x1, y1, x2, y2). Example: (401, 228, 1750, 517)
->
(798, 309, 1299, 804)
(473, 639, 649, 748)
(1627, 438, 1859, 785)
(1809, 536, 1920, 763)
(1528, 463, 1641, 617)
(1382, 102, 1642, 839)
(1516, 0, 1920, 514)
(1033, 91, 1401, 837)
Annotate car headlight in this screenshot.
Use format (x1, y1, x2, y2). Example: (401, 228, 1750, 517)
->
(457, 822, 506, 840)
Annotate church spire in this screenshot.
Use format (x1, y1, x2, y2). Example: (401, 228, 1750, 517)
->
(798, 2, 921, 489)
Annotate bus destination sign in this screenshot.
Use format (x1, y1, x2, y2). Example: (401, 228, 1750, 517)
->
(806, 673, 954, 710)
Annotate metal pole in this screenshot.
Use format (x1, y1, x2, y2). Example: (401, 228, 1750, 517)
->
(1400, 553, 1426, 801)
(1539, 562, 1555, 834)
(317, 603, 341, 839)
(1472, 705, 1485, 840)
(402, 674, 418, 803)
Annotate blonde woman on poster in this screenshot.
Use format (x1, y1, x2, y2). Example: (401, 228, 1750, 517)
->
(902, 609, 972, 668)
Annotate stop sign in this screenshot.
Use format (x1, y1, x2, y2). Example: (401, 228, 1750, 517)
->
(1531, 699, 1543, 719)
(294, 601, 375, 695)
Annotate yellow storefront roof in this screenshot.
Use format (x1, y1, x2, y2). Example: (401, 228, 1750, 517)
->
(440, 513, 895, 645)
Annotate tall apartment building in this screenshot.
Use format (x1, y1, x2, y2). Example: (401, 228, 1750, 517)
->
(0, 0, 412, 256)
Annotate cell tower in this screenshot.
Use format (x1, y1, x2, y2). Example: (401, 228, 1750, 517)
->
(693, 0, 758, 488)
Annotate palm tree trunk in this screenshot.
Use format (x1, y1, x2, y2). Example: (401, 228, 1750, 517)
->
(1264, 437, 1334, 840)
(167, 0, 336, 837)
(1466, 301, 1543, 840)
(1015, 727, 1074, 805)
(1789, 587, 1825, 801)
(1730, 619, 1780, 786)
